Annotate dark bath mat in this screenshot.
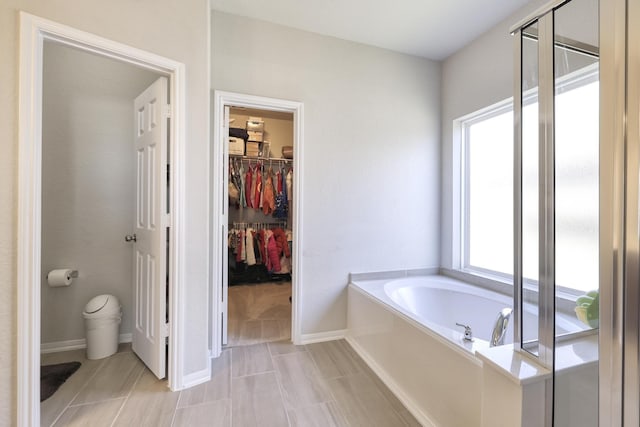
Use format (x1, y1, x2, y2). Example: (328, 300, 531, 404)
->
(40, 361, 81, 402)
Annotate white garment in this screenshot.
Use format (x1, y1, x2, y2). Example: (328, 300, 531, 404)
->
(286, 170, 293, 202)
(245, 228, 256, 266)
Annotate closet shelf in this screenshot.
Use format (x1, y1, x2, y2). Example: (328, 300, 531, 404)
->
(230, 154, 293, 163)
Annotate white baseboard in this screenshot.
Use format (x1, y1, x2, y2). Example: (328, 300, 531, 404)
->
(299, 329, 347, 345)
(41, 333, 133, 354)
(345, 335, 438, 427)
(180, 366, 212, 390)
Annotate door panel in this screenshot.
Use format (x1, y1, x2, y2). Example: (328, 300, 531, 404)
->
(132, 76, 168, 379)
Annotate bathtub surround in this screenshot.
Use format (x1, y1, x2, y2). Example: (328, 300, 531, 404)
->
(347, 272, 598, 427)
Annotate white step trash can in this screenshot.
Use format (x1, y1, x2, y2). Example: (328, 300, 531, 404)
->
(82, 294, 122, 359)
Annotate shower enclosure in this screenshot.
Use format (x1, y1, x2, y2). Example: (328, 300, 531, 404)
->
(513, 0, 600, 425)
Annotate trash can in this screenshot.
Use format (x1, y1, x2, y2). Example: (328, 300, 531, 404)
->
(82, 294, 122, 359)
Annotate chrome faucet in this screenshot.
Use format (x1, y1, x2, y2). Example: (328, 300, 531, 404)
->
(490, 308, 513, 347)
(456, 323, 473, 341)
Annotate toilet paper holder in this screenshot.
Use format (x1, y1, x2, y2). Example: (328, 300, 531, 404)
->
(69, 270, 79, 278)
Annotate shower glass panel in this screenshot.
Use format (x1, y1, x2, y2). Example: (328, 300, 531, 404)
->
(521, 21, 540, 356)
(553, 0, 599, 425)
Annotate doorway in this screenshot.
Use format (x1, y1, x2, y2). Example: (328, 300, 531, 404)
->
(225, 107, 294, 347)
(18, 13, 186, 426)
(212, 91, 304, 358)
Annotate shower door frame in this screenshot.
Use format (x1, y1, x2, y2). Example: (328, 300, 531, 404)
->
(513, 0, 637, 424)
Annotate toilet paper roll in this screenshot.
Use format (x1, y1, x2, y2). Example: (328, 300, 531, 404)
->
(47, 269, 73, 287)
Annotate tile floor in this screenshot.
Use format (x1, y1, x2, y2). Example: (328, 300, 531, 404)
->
(40, 282, 421, 426)
(227, 282, 292, 346)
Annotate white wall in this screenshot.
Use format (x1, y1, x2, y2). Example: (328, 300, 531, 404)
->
(211, 11, 442, 335)
(440, 0, 548, 269)
(41, 42, 158, 345)
(1, 1, 209, 423)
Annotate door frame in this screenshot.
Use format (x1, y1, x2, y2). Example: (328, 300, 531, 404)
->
(212, 91, 304, 357)
(17, 12, 186, 425)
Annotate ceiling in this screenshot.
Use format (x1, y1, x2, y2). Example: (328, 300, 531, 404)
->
(210, 0, 533, 60)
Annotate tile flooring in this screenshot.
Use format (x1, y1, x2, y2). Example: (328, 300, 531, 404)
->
(41, 282, 421, 426)
(227, 282, 292, 346)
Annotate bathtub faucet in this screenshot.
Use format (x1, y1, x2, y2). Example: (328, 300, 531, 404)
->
(455, 323, 473, 341)
(490, 308, 513, 347)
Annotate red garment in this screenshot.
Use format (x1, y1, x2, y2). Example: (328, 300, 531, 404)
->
(256, 229, 266, 265)
(272, 227, 290, 258)
(276, 170, 283, 193)
(254, 167, 262, 209)
(235, 231, 243, 262)
(266, 231, 281, 272)
(245, 167, 253, 208)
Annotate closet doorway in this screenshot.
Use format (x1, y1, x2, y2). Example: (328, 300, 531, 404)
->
(212, 92, 303, 357)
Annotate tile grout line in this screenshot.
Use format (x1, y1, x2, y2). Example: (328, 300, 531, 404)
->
(108, 364, 146, 426)
(305, 343, 354, 427)
(270, 341, 294, 427)
(47, 355, 109, 426)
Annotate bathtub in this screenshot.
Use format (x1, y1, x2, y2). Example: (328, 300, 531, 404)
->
(346, 273, 586, 427)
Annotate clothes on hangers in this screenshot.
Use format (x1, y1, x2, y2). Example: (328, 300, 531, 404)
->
(230, 159, 293, 217)
(263, 168, 276, 215)
(245, 228, 256, 266)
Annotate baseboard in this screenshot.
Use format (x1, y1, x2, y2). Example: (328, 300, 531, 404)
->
(41, 333, 133, 354)
(180, 366, 212, 390)
(299, 329, 347, 345)
(345, 335, 439, 427)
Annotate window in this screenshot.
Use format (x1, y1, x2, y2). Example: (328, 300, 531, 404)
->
(459, 68, 598, 294)
(461, 104, 514, 278)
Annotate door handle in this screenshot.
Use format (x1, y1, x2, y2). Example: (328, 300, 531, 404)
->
(125, 234, 137, 242)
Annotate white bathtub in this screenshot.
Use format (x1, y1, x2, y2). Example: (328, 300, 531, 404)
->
(346, 274, 586, 427)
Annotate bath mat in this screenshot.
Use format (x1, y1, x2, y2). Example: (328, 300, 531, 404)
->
(40, 361, 81, 402)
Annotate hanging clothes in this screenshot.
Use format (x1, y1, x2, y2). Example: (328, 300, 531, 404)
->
(263, 168, 276, 215)
(245, 166, 253, 208)
(257, 229, 267, 266)
(254, 165, 262, 209)
(239, 163, 246, 208)
(272, 227, 290, 258)
(245, 228, 256, 266)
(286, 169, 293, 203)
(235, 230, 243, 262)
(265, 230, 281, 273)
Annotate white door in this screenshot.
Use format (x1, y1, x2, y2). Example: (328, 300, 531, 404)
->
(132, 77, 169, 379)
(221, 105, 230, 346)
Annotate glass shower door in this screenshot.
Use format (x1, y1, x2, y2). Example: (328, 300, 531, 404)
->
(553, 0, 599, 425)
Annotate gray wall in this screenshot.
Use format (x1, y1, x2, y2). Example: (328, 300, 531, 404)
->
(440, 0, 548, 270)
(41, 42, 158, 345)
(212, 11, 442, 335)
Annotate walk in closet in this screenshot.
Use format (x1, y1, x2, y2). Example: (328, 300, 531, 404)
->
(225, 107, 294, 346)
